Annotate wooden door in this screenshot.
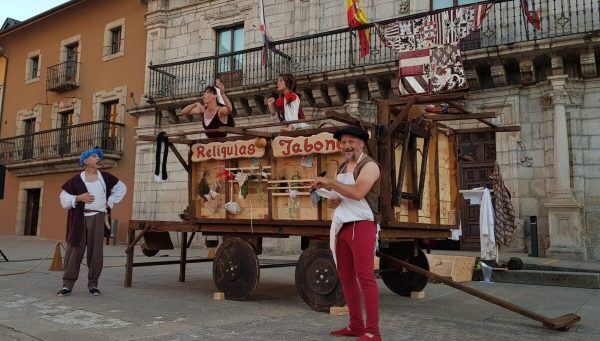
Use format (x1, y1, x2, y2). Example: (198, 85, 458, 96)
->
(458, 132, 496, 251)
(24, 189, 41, 236)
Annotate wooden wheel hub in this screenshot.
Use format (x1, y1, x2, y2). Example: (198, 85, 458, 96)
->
(212, 237, 260, 300)
(306, 259, 337, 295)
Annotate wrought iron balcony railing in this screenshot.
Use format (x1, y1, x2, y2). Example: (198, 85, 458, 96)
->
(147, 0, 600, 100)
(0, 120, 124, 165)
(47, 60, 80, 92)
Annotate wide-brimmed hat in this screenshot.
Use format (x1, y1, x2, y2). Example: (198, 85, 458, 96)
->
(333, 126, 369, 142)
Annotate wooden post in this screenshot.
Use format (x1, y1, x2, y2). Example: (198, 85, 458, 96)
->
(179, 231, 187, 282)
(377, 100, 392, 224)
(427, 125, 440, 224)
(124, 226, 136, 288)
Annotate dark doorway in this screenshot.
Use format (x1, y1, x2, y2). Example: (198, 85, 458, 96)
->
(458, 132, 496, 251)
(24, 189, 41, 236)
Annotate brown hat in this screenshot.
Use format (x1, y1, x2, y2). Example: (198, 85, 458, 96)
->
(333, 126, 369, 142)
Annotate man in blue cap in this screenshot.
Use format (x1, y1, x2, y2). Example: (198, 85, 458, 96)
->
(56, 147, 127, 296)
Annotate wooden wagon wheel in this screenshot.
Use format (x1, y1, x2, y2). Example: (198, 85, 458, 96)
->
(140, 243, 159, 257)
(295, 244, 345, 312)
(212, 237, 260, 300)
(379, 245, 429, 297)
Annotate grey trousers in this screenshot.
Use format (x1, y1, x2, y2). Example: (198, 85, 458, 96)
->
(62, 213, 104, 290)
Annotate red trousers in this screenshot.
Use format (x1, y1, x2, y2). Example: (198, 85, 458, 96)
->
(336, 220, 379, 336)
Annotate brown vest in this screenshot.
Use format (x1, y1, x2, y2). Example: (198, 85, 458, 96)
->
(338, 155, 381, 223)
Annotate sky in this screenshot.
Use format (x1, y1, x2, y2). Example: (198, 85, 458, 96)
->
(1, 0, 70, 23)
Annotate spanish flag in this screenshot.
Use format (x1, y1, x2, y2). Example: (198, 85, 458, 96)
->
(347, 0, 370, 58)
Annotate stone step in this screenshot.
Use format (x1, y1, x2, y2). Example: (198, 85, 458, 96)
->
(521, 263, 600, 274)
(473, 269, 600, 289)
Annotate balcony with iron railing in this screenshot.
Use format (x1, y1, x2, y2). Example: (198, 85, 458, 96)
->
(0, 120, 124, 176)
(47, 60, 80, 92)
(146, 0, 600, 102)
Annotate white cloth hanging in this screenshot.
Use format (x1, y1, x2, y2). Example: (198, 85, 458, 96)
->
(479, 188, 497, 260)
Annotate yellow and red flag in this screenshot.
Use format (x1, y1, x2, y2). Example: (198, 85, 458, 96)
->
(346, 0, 370, 58)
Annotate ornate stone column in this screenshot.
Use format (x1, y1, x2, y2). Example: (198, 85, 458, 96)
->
(543, 75, 585, 260)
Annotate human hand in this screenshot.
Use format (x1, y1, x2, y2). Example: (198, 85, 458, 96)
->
(77, 192, 95, 204)
(314, 176, 332, 190)
(327, 197, 341, 209)
(215, 79, 225, 93)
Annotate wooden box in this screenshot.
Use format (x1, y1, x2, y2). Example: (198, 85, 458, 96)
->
(426, 254, 476, 283)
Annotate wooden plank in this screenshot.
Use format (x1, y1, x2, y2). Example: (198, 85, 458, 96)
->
(454, 126, 521, 134)
(426, 125, 439, 224)
(424, 113, 498, 121)
(377, 100, 393, 224)
(379, 229, 451, 239)
(448, 134, 458, 225)
(416, 135, 430, 210)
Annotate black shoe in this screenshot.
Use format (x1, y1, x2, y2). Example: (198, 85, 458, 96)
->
(57, 288, 71, 297)
(88, 287, 101, 296)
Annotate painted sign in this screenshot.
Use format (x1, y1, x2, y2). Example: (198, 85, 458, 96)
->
(272, 132, 342, 157)
(191, 140, 265, 162)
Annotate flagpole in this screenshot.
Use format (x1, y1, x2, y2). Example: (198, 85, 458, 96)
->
(519, 1, 531, 41)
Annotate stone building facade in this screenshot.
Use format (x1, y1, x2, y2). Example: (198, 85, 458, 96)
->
(132, 0, 600, 260)
(0, 0, 148, 242)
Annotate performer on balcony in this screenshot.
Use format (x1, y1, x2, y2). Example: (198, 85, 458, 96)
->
(267, 73, 310, 132)
(180, 79, 233, 138)
(57, 148, 127, 297)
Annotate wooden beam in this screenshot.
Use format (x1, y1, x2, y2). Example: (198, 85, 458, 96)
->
(217, 126, 273, 138)
(383, 97, 415, 143)
(166, 117, 329, 138)
(137, 135, 193, 145)
(377, 100, 393, 224)
(386, 92, 466, 107)
(447, 101, 497, 128)
(424, 113, 498, 121)
(168, 142, 190, 173)
(454, 126, 521, 134)
(325, 110, 374, 128)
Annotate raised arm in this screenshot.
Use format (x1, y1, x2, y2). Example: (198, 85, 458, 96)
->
(216, 79, 233, 117)
(181, 102, 204, 116)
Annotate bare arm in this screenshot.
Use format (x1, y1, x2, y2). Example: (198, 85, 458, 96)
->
(181, 102, 204, 116)
(314, 161, 379, 201)
(216, 79, 233, 117)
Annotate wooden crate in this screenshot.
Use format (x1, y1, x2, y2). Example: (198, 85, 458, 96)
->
(426, 254, 476, 282)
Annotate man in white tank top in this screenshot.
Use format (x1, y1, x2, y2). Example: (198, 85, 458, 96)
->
(314, 126, 382, 341)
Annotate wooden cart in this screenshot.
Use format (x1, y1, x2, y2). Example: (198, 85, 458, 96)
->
(126, 93, 509, 311)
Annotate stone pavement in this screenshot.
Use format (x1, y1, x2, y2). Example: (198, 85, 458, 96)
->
(0, 236, 598, 341)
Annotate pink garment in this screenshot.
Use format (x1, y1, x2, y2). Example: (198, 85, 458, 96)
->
(335, 220, 379, 336)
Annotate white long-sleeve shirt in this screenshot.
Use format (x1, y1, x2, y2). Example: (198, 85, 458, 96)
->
(284, 97, 310, 130)
(60, 171, 127, 216)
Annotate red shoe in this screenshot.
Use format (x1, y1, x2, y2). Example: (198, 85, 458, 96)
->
(355, 333, 382, 341)
(330, 326, 364, 337)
